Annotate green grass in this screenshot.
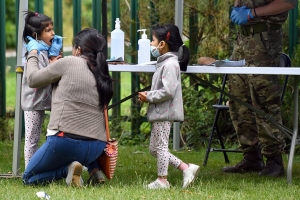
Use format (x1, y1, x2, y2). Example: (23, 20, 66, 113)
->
(1, 137, 300, 200)
(5, 72, 16, 112)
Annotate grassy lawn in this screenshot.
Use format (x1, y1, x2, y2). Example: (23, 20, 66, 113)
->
(5, 72, 16, 112)
(1, 136, 300, 199)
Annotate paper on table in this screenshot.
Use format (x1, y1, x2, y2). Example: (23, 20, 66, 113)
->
(106, 57, 124, 62)
(215, 59, 245, 67)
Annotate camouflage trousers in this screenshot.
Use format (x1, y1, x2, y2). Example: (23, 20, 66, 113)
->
(228, 29, 285, 156)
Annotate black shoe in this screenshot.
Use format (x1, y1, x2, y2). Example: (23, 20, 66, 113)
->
(87, 170, 105, 185)
(223, 149, 265, 173)
(259, 154, 284, 177)
(222, 158, 265, 173)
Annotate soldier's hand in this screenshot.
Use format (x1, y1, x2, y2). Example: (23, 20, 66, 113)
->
(230, 6, 253, 25)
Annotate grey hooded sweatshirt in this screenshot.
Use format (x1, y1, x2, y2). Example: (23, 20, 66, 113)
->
(146, 52, 184, 122)
(21, 50, 52, 111)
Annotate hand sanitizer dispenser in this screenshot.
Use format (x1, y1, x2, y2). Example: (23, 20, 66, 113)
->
(111, 18, 125, 61)
(137, 29, 150, 64)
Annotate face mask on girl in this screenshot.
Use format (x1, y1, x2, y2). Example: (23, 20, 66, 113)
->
(38, 40, 50, 49)
(150, 42, 161, 57)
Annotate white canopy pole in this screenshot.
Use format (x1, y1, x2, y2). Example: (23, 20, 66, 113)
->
(173, 0, 184, 151)
(12, 0, 28, 176)
(175, 0, 183, 35)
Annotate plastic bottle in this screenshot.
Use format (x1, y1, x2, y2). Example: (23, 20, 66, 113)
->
(137, 29, 150, 64)
(110, 18, 125, 61)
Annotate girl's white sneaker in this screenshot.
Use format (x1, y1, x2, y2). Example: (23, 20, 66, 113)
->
(146, 179, 170, 189)
(182, 164, 200, 188)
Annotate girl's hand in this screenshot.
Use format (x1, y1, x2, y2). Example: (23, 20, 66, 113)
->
(49, 55, 62, 63)
(138, 92, 148, 103)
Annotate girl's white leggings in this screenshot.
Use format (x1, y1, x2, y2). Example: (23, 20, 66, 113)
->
(149, 121, 182, 176)
(24, 110, 45, 168)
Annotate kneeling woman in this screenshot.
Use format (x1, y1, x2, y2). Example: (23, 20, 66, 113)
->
(22, 28, 113, 187)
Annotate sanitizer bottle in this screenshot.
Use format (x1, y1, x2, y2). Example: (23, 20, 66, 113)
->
(137, 29, 150, 64)
(111, 18, 125, 61)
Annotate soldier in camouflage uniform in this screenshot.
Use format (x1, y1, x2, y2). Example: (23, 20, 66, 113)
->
(222, 0, 296, 177)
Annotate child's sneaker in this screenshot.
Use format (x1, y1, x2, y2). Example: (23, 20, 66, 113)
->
(182, 163, 200, 188)
(66, 161, 83, 187)
(146, 179, 170, 189)
(88, 170, 105, 185)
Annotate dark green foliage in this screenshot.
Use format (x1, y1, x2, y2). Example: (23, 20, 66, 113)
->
(280, 39, 300, 134)
(42, 113, 50, 134)
(5, 0, 35, 48)
(180, 74, 234, 150)
(291, 39, 300, 68)
(0, 110, 15, 141)
(118, 133, 148, 146)
(0, 117, 10, 141)
(5, 0, 17, 48)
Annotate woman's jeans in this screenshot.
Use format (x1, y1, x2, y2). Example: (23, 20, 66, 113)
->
(22, 136, 106, 185)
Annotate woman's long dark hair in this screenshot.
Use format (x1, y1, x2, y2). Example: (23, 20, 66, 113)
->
(22, 11, 53, 43)
(73, 28, 113, 109)
(151, 24, 190, 71)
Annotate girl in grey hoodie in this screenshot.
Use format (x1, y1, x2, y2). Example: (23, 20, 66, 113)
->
(21, 11, 62, 167)
(139, 24, 200, 189)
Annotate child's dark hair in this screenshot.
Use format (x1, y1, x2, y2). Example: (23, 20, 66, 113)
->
(73, 28, 113, 109)
(151, 24, 190, 71)
(22, 11, 53, 43)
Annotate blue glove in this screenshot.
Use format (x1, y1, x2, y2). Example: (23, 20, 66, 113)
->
(230, 7, 241, 19)
(230, 6, 254, 25)
(48, 35, 63, 57)
(26, 36, 50, 54)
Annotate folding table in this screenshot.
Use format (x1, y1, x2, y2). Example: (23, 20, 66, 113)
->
(108, 64, 300, 184)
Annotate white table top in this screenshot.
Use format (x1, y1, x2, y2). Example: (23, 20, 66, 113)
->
(108, 64, 300, 75)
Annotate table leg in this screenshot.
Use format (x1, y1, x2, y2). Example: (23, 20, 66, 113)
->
(287, 75, 299, 184)
(173, 122, 180, 151)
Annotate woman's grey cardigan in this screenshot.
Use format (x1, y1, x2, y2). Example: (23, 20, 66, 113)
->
(26, 52, 107, 142)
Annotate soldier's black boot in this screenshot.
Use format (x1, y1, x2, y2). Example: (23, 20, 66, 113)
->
(222, 150, 265, 173)
(258, 154, 284, 177)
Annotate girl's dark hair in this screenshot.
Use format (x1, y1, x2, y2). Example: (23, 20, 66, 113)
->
(73, 28, 113, 109)
(151, 24, 190, 71)
(22, 11, 53, 43)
